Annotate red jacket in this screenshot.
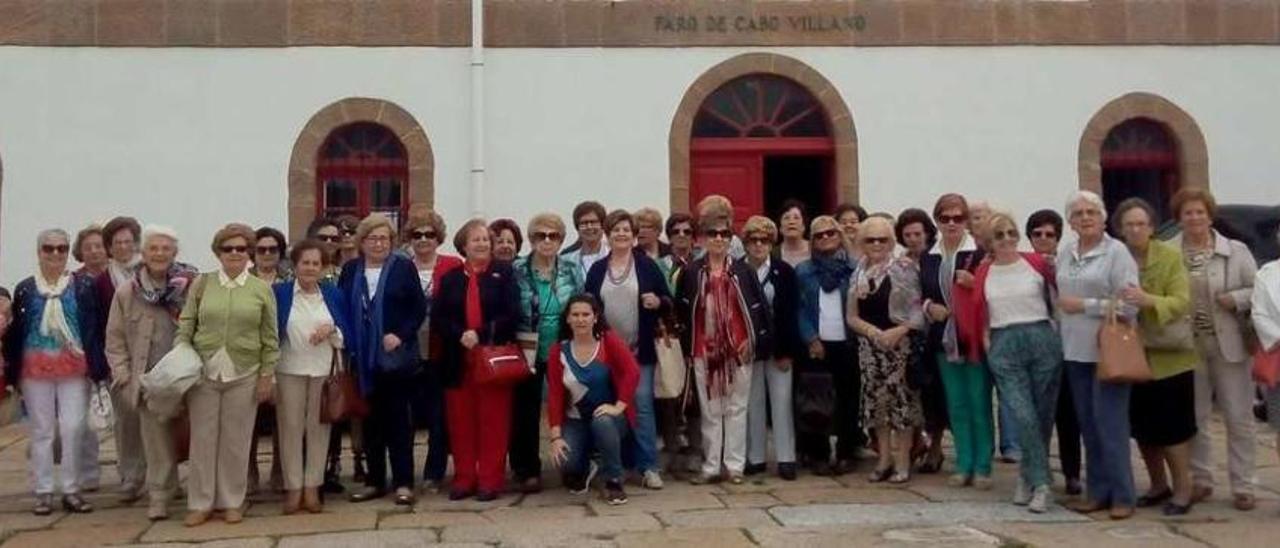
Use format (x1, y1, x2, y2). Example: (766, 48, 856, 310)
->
(546, 329, 639, 429)
(970, 252, 1056, 362)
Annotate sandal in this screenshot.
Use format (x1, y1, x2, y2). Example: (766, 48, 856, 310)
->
(867, 467, 893, 483)
(61, 494, 93, 513)
(917, 452, 944, 474)
(32, 494, 53, 516)
(1136, 488, 1173, 508)
(888, 471, 911, 484)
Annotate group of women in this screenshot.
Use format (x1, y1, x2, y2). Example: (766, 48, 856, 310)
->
(2, 185, 1279, 522)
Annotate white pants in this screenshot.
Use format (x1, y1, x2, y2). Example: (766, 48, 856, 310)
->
(76, 417, 100, 490)
(24, 377, 88, 495)
(1190, 335, 1256, 495)
(276, 374, 331, 490)
(747, 359, 795, 465)
(694, 358, 753, 476)
(112, 389, 145, 489)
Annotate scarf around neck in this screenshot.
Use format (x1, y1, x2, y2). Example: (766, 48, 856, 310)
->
(698, 259, 749, 398)
(811, 251, 853, 293)
(134, 262, 199, 319)
(35, 272, 82, 353)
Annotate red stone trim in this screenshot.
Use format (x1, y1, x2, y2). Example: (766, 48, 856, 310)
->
(669, 53, 858, 214)
(1, 1, 1277, 48)
(287, 97, 434, 240)
(1077, 91, 1209, 193)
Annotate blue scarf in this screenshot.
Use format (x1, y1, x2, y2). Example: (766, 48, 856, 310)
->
(348, 255, 394, 396)
(811, 251, 853, 293)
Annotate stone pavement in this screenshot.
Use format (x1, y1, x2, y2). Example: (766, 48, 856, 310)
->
(0, 412, 1275, 548)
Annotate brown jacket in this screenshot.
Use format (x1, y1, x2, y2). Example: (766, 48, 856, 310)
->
(105, 282, 180, 409)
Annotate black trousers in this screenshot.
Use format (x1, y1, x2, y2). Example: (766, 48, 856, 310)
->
(418, 362, 451, 482)
(364, 373, 416, 490)
(1055, 367, 1082, 481)
(508, 361, 548, 480)
(797, 340, 863, 463)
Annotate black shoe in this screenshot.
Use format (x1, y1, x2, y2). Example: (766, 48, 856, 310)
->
(519, 476, 543, 494)
(811, 461, 833, 477)
(475, 490, 499, 502)
(1065, 477, 1082, 496)
(347, 486, 385, 503)
(604, 480, 628, 506)
(32, 495, 52, 516)
(321, 475, 345, 495)
(352, 453, 368, 484)
(1162, 501, 1192, 516)
(61, 494, 93, 513)
(833, 459, 856, 476)
(778, 462, 797, 481)
(448, 488, 475, 501)
(393, 488, 416, 506)
(743, 463, 767, 476)
(1136, 488, 1173, 508)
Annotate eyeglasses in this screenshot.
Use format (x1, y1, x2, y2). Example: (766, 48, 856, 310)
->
(746, 236, 773, 246)
(364, 235, 391, 244)
(993, 229, 1019, 241)
(219, 245, 249, 255)
(1029, 230, 1057, 239)
(577, 219, 602, 229)
(703, 229, 734, 240)
(255, 245, 280, 255)
(813, 229, 841, 240)
(669, 227, 694, 236)
(316, 235, 341, 243)
(411, 230, 437, 241)
(937, 214, 968, 225)
(531, 231, 563, 243)
(40, 244, 70, 255)
(862, 237, 892, 246)
(1070, 208, 1102, 219)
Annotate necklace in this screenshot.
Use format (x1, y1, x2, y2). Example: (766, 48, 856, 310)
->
(607, 256, 634, 285)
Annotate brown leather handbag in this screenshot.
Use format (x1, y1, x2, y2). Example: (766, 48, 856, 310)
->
(1097, 301, 1153, 384)
(321, 350, 369, 424)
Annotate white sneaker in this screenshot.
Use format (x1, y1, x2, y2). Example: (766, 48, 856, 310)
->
(1028, 485, 1051, 514)
(1012, 478, 1030, 506)
(642, 470, 664, 490)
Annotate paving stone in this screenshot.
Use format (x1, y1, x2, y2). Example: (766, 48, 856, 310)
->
(119, 538, 275, 548)
(277, 528, 439, 547)
(1179, 520, 1280, 547)
(657, 508, 778, 529)
(441, 513, 660, 544)
(615, 527, 755, 548)
(3, 522, 149, 547)
(771, 486, 928, 505)
(588, 490, 724, 516)
(140, 510, 378, 543)
(379, 510, 490, 529)
(715, 492, 781, 508)
(905, 483, 1012, 503)
(979, 521, 1206, 547)
(0, 511, 62, 535)
(53, 506, 151, 528)
(770, 502, 1087, 528)
(415, 493, 517, 512)
(719, 473, 841, 493)
(750, 525, 1000, 548)
(515, 488, 596, 508)
(482, 504, 587, 522)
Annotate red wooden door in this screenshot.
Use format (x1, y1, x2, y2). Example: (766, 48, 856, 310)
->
(690, 151, 763, 231)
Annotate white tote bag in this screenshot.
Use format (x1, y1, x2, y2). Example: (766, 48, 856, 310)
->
(654, 333, 687, 399)
(87, 382, 115, 432)
(142, 342, 203, 420)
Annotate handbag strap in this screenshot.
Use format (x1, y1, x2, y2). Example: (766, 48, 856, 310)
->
(328, 348, 341, 377)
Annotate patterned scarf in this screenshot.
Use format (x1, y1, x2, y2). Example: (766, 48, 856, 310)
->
(811, 251, 853, 293)
(698, 260, 750, 398)
(34, 272, 81, 353)
(134, 262, 199, 319)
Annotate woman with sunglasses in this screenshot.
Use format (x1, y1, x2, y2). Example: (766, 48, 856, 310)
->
(920, 193, 993, 490)
(674, 213, 771, 485)
(972, 212, 1062, 513)
(585, 209, 672, 490)
(176, 223, 280, 526)
(246, 225, 290, 496)
(4, 229, 107, 516)
(401, 211, 462, 493)
(511, 213, 584, 493)
(794, 215, 860, 476)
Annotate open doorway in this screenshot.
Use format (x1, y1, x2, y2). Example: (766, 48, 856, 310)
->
(764, 155, 832, 220)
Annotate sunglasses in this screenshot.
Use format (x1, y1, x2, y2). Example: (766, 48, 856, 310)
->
(863, 236, 892, 246)
(1029, 230, 1057, 239)
(255, 245, 280, 255)
(993, 229, 1019, 241)
(746, 236, 773, 246)
(316, 235, 341, 243)
(220, 245, 249, 255)
(340, 228, 357, 236)
(41, 244, 70, 255)
(531, 231, 563, 243)
(703, 229, 734, 240)
(937, 214, 968, 225)
(669, 227, 694, 236)
(411, 230, 437, 241)
(813, 229, 841, 240)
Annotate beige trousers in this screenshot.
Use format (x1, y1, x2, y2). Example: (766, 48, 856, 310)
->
(112, 390, 146, 489)
(138, 408, 178, 504)
(1190, 334, 1257, 495)
(276, 374, 331, 490)
(186, 375, 258, 511)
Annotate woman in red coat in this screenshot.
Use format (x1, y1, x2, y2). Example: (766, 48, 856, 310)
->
(546, 294, 639, 506)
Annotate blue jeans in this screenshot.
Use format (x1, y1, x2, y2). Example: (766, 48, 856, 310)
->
(625, 363, 659, 473)
(1065, 360, 1135, 507)
(562, 414, 630, 482)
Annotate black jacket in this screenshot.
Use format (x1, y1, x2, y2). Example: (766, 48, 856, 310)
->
(674, 257, 773, 360)
(432, 261, 519, 388)
(919, 242, 985, 358)
(3, 273, 108, 385)
(756, 258, 802, 361)
(584, 249, 673, 365)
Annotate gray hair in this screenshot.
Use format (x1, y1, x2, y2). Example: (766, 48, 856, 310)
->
(1065, 190, 1107, 223)
(36, 228, 70, 247)
(141, 224, 180, 247)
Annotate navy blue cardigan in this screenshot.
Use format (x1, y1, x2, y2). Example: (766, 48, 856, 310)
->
(272, 281, 353, 353)
(918, 242, 985, 358)
(3, 273, 107, 384)
(337, 254, 428, 373)
(432, 261, 520, 388)
(584, 249, 673, 365)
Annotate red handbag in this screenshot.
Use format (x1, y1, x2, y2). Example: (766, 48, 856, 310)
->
(469, 343, 534, 385)
(1253, 344, 1280, 389)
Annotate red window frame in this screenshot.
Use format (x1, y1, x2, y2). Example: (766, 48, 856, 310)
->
(315, 122, 410, 226)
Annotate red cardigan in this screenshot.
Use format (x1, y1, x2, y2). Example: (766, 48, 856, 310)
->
(970, 252, 1056, 362)
(546, 330, 640, 429)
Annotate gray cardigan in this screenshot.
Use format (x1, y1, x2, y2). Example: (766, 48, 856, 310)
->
(1170, 230, 1257, 363)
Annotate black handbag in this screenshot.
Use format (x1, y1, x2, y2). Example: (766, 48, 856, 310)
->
(794, 368, 835, 436)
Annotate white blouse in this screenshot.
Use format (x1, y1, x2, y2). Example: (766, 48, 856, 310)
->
(279, 284, 344, 377)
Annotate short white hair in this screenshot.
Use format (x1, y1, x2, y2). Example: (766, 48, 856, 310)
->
(36, 228, 69, 247)
(1065, 190, 1107, 223)
(141, 224, 180, 247)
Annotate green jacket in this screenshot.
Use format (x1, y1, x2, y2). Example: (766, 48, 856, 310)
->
(176, 272, 281, 378)
(1139, 240, 1199, 379)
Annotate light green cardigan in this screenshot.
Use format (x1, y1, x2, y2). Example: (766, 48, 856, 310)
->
(1139, 240, 1199, 379)
(176, 272, 280, 378)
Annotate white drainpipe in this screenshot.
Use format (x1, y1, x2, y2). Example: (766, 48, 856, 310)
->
(469, 0, 486, 217)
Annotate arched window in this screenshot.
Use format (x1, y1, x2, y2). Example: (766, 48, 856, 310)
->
(1101, 118, 1180, 225)
(316, 122, 409, 227)
(693, 74, 830, 138)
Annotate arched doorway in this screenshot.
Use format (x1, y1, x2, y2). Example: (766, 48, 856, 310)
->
(1100, 118, 1180, 225)
(316, 122, 410, 227)
(670, 53, 857, 223)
